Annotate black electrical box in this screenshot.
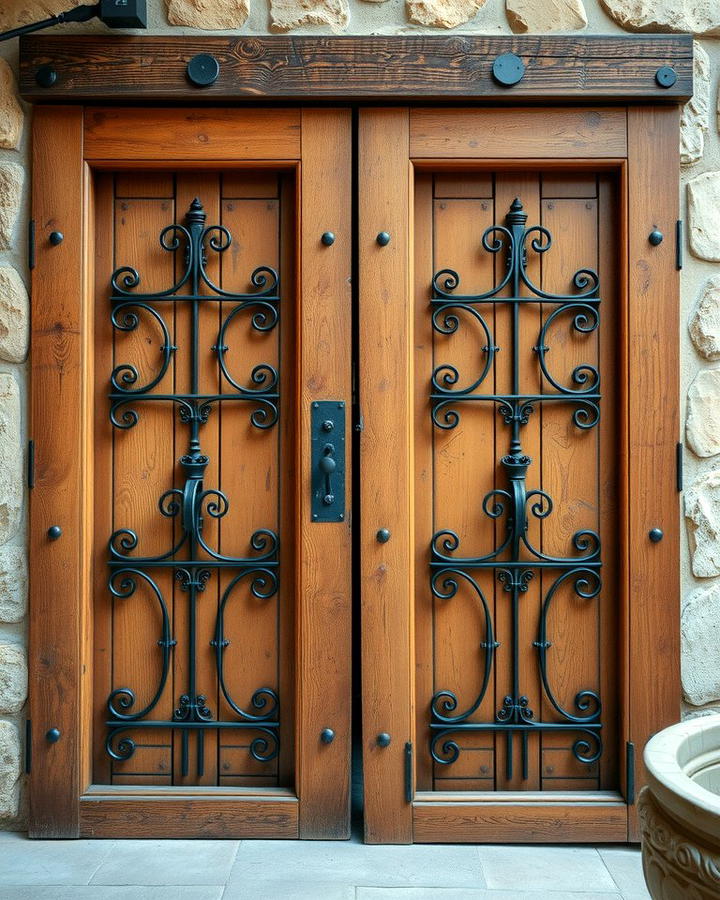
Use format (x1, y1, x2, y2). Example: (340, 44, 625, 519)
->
(99, 0, 148, 28)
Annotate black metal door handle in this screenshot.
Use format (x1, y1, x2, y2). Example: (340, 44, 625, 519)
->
(319, 443, 336, 506)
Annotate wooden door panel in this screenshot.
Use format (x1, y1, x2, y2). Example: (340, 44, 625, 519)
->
(361, 106, 679, 844)
(414, 170, 619, 795)
(31, 107, 351, 840)
(93, 171, 291, 790)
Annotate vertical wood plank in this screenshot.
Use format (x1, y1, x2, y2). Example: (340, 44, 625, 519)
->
(297, 109, 353, 838)
(627, 106, 680, 840)
(359, 108, 414, 843)
(29, 106, 86, 837)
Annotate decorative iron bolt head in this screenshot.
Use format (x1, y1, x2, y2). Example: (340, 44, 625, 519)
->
(186, 54, 220, 88)
(492, 53, 526, 87)
(35, 66, 57, 89)
(321, 232, 336, 246)
(649, 230, 664, 246)
(376, 231, 391, 247)
(655, 66, 677, 89)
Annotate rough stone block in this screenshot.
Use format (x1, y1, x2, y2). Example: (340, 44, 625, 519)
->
(0, 165, 23, 253)
(270, 0, 349, 31)
(686, 368, 720, 458)
(682, 583, 720, 705)
(0, 375, 21, 548)
(0, 720, 20, 820)
(680, 42, 710, 166)
(0, 1, 82, 30)
(166, 0, 249, 29)
(506, 0, 587, 34)
(685, 469, 720, 578)
(689, 276, 720, 361)
(407, 0, 486, 28)
(0, 268, 28, 365)
(599, 0, 720, 35)
(0, 547, 27, 625)
(0, 60, 23, 152)
(688, 172, 720, 262)
(0, 642, 26, 715)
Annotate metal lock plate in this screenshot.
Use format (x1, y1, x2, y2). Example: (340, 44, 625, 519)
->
(311, 401, 345, 522)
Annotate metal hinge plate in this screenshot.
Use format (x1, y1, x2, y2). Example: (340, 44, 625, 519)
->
(626, 741, 635, 805)
(676, 219, 683, 271)
(28, 219, 35, 271)
(27, 439, 35, 489)
(404, 741, 413, 803)
(25, 719, 31, 774)
(677, 442, 683, 493)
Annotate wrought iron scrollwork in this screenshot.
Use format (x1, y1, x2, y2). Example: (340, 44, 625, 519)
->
(105, 198, 281, 778)
(429, 198, 603, 782)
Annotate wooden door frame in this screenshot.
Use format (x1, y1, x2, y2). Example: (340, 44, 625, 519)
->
(359, 105, 680, 843)
(29, 106, 353, 839)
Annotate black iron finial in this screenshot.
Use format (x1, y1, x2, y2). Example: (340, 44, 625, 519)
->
(186, 197, 206, 226)
(507, 197, 527, 227)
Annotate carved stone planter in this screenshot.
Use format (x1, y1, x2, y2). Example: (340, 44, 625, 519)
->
(640, 716, 720, 898)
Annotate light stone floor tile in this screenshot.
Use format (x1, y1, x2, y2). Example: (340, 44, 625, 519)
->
(0, 888, 224, 900)
(356, 891, 623, 900)
(476, 845, 618, 893)
(228, 838, 486, 888)
(0, 833, 115, 885)
(223, 883, 355, 900)
(597, 847, 650, 899)
(89, 839, 239, 886)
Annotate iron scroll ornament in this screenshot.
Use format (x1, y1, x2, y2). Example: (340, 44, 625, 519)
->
(429, 198, 603, 782)
(105, 198, 281, 778)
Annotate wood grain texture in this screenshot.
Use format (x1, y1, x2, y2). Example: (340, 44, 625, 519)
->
(19, 35, 692, 103)
(29, 106, 86, 838)
(83, 108, 301, 161)
(80, 796, 298, 838)
(413, 800, 627, 842)
(296, 109, 353, 839)
(359, 108, 414, 844)
(410, 108, 628, 159)
(626, 106, 681, 841)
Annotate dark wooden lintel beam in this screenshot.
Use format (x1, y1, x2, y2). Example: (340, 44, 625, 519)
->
(18, 34, 693, 103)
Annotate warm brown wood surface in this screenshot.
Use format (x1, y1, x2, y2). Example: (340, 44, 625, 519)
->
(412, 170, 619, 796)
(410, 108, 628, 159)
(359, 108, 415, 844)
(29, 106, 87, 838)
(626, 106, 681, 840)
(296, 108, 353, 839)
(413, 800, 628, 842)
(83, 108, 301, 161)
(19, 35, 693, 103)
(80, 796, 299, 838)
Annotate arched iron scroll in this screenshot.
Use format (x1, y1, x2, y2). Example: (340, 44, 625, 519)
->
(429, 198, 603, 783)
(105, 198, 281, 779)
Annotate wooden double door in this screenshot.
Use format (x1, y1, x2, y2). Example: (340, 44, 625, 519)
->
(30, 105, 679, 843)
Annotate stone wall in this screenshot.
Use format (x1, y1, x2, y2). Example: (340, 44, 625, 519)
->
(0, 0, 718, 829)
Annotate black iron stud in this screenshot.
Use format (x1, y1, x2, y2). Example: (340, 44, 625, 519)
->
(47, 525, 62, 540)
(49, 231, 64, 246)
(35, 66, 57, 88)
(655, 66, 677, 89)
(320, 728, 335, 744)
(186, 53, 220, 87)
(376, 528, 391, 543)
(649, 230, 664, 246)
(321, 232, 336, 246)
(377, 732, 391, 748)
(46, 728, 61, 743)
(492, 53, 525, 87)
(376, 232, 391, 247)
(649, 528, 664, 543)
(322, 420, 334, 432)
